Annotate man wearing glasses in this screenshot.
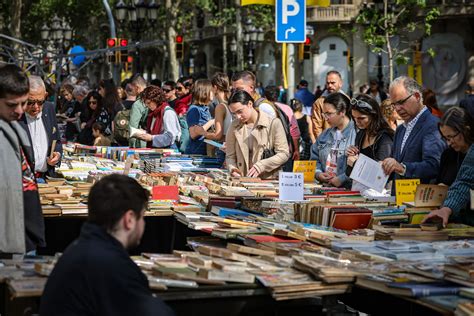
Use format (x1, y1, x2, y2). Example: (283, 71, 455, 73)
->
(19, 75, 62, 179)
(381, 76, 446, 187)
(311, 71, 345, 138)
(162, 80, 178, 109)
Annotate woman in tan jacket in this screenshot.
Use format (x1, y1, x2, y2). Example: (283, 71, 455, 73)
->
(226, 90, 290, 179)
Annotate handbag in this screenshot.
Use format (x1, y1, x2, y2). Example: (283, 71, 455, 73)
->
(261, 119, 276, 160)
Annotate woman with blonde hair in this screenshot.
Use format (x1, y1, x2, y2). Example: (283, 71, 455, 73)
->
(226, 90, 290, 179)
(186, 79, 214, 155)
(190, 73, 232, 165)
(381, 99, 403, 131)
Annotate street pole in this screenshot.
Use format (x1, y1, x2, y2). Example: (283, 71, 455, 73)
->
(102, 0, 120, 84)
(287, 43, 296, 101)
(235, 0, 244, 71)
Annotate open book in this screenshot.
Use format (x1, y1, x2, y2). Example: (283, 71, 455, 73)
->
(130, 126, 146, 138)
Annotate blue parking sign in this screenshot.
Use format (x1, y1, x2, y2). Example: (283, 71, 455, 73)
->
(275, 0, 306, 43)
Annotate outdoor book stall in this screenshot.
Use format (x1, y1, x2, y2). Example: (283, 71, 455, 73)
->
(1, 144, 473, 316)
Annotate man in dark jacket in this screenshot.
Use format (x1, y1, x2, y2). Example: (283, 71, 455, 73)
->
(382, 76, 446, 186)
(19, 75, 62, 179)
(40, 174, 174, 316)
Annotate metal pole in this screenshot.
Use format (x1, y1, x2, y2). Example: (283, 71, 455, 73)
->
(287, 43, 296, 101)
(101, 0, 120, 83)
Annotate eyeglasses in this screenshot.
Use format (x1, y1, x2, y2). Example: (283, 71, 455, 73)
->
(26, 99, 45, 107)
(350, 98, 374, 112)
(441, 131, 460, 142)
(322, 111, 337, 118)
(390, 94, 413, 108)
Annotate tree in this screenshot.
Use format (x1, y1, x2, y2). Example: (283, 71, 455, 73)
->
(354, 0, 439, 83)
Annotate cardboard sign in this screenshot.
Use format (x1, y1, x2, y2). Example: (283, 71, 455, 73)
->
(152, 185, 179, 201)
(395, 179, 420, 206)
(279, 172, 304, 201)
(471, 190, 474, 210)
(293, 160, 317, 183)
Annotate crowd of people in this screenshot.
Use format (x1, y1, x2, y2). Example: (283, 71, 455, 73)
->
(1, 63, 474, 314)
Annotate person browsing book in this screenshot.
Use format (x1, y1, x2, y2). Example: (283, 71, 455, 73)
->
(189, 73, 232, 166)
(225, 90, 290, 179)
(345, 94, 394, 193)
(435, 106, 473, 186)
(310, 92, 356, 188)
(133, 86, 181, 149)
(185, 79, 214, 155)
(40, 175, 174, 316)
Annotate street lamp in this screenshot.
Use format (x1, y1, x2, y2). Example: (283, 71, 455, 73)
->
(40, 24, 49, 41)
(115, 0, 160, 74)
(243, 19, 263, 69)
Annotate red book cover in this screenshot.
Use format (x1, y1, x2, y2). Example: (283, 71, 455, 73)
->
(152, 185, 179, 200)
(331, 213, 372, 230)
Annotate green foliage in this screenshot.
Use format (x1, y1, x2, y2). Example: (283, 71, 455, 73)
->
(355, 0, 439, 62)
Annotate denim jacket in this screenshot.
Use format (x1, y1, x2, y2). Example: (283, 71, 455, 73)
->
(310, 120, 356, 187)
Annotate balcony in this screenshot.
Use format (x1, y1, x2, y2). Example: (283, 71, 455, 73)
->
(307, 4, 359, 23)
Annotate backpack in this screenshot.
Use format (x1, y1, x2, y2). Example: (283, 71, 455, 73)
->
(254, 97, 295, 171)
(165, 107, 190, 153)
(113, 108, 131, 144)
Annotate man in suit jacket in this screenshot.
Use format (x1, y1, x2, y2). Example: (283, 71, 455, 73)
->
(382, 76, 446, 186)
(19, 75, 62, 179)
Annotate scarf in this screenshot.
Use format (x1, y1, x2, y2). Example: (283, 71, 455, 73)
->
(146, 102, 167, 135)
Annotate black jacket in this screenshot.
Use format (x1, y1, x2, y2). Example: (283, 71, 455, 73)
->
(19, 101, 63, 177)
(346, 128, 394, 177)
(40, 222, 175, 316)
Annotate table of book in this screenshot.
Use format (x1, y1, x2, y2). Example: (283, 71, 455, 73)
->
(5, 147, 473, 316)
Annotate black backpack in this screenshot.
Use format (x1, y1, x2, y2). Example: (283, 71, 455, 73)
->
(254, 97, 295, 171)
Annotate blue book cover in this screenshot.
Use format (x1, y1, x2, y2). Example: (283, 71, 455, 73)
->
(387, 282, 460, 297)
(211, 207, 253, 217)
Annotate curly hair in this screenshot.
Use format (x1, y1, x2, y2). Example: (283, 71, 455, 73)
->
(139, 85, 167, 105)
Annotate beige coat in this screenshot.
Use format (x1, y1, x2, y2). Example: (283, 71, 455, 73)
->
(226, 111, 290, 179)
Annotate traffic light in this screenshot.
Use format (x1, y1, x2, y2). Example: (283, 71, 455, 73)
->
(176, 35, 184, 60)
(119, 38, 129, 63)
(106, 38, 117, 63)
(303, 37, 311, 60)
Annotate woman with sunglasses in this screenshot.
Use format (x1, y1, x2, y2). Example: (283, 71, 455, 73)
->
(436, 107, 473, 185)
(346, 94, 394, 194)
(77, 91, 103, 145)
(226, 90, 290, 179)
(310, 92, 356, 188)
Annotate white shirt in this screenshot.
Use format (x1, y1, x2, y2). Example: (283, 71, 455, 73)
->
(26, 112, 49, 172)
(400, 106, 428, 154)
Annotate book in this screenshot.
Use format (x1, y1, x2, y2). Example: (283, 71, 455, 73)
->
(203, 139, 224, 148)
(198, 268, 255, 283)
(7, 278, 47, 298)
(386, 282, 460, 297)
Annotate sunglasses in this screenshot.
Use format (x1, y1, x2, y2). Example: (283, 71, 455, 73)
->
(350, 99, 374, 112)
(162, 88, 172, 93)
(89, 100, 97, 104)
(26, 99, 45, 107)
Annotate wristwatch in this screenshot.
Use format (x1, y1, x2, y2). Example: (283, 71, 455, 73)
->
(399, 163, 407, 176)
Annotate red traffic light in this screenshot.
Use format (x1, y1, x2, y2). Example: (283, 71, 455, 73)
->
(120, 39, 128, 47)
(176, 35, 183, 44)
(107, 38, 116, 48)
(127, 56, 134, 63)
(305, 37, 311, 45)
